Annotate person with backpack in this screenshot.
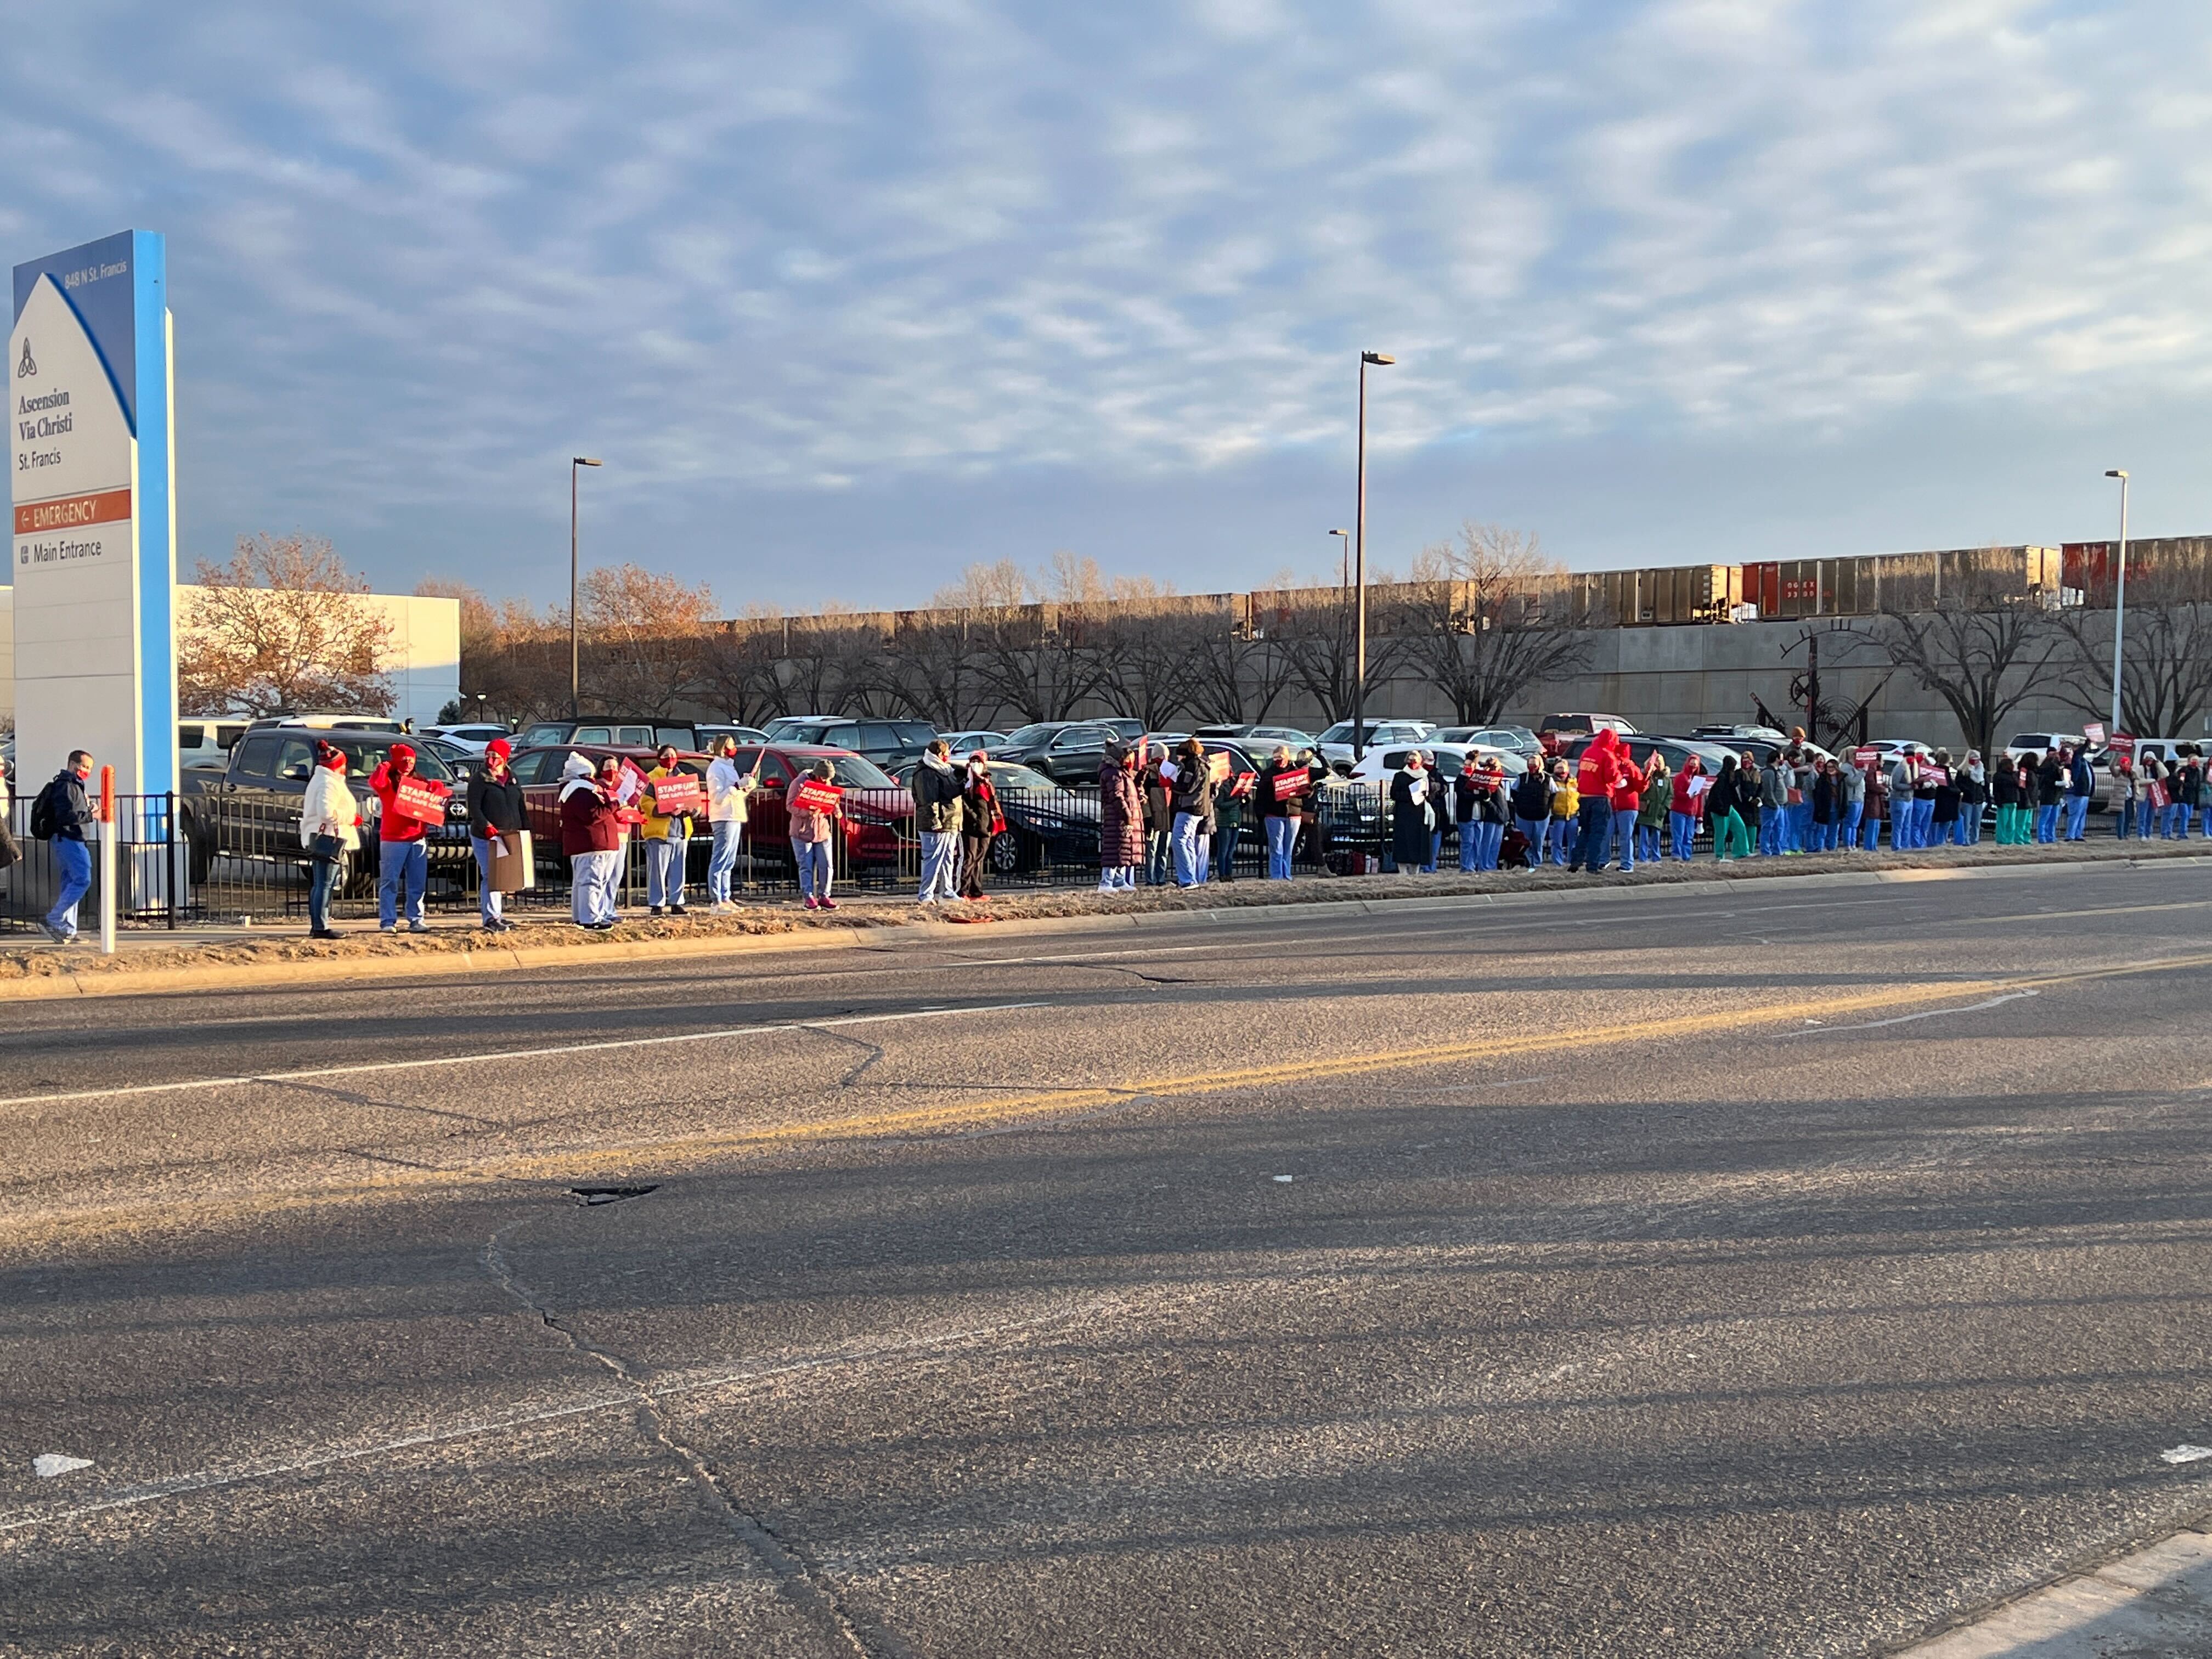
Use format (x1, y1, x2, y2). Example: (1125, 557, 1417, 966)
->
(32, 750, 95, 945)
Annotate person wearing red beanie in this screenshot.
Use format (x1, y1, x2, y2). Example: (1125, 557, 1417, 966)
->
(366, 741, 435, 932)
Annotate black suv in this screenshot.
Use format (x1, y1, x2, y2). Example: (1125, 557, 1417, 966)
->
(997, 719, 1150, 782)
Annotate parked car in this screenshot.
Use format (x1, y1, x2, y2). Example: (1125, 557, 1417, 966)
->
(515, 716, 701, 751)
(507, 743, 716, 880)
(697, 723, 771, 750)
(1538, 712, 1640, 737)
(749, 717, 938, 766)
(1314, 719, 1437, 771)
(1339, 743, 1530, 784)
(889, 757, 1099, 873)
(179, 725, 470, 888)
(1568, 732, 1740, 782)
(178, 718, 251, 771)
(2003, 730, 2092, 763)
(999, 722, 1132, 783)
(1858, 738, 1937, 763)
(420, 735, 484, 782)
(419, 723, 512, 753)
(1689, 723, 1788, 745)
(675, 744, 915, 876)
(1431, 724, 1541, 758)
(244, 711, 413, 735)
(1193, 723, 1318, 754)
(938, 730, 1009, 759)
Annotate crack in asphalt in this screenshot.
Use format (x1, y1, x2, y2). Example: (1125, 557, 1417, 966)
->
(482, 1216, 916, 1659)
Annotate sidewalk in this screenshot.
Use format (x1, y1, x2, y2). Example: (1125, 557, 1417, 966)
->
(4, 835, 2208, 1001)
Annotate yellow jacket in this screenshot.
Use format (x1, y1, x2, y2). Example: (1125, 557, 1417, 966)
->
(638, 765, 697, 841)
(1549, 778, 1579, 818)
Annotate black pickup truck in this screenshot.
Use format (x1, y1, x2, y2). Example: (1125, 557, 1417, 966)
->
(178, 725, 472, 885)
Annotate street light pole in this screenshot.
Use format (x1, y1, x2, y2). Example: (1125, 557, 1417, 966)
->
(570, 456, 602, 718)
(1353, 352, 1393, 763)
(2106, 468, 2129, 737)
(1329, 529, 1350, 592)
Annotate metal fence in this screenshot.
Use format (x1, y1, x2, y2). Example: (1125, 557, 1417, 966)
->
(0, 785, 1418, 933)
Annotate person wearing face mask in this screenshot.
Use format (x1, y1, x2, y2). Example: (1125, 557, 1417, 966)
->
(300, 741, 360, 941)
(639, 743, 699, 916)
(558, 752, 623, 929)
(1390, 751, 1436, 874)
(958, 750, 1003, 901)
(1955, 751, 1988, 845)
(466, 737, 526, 933)
(910, 739, 966, 904)
(366, 740, 435, 934)
(1168, 737, 1217, 887)
(1256, 744, 1310, 882)
(1099, 743, 1146, 891)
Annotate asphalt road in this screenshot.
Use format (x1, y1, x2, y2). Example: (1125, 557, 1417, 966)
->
(5, 863, 2212, 1657)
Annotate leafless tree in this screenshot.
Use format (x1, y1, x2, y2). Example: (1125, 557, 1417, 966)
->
(1403, 523, 1593, 723)
(571, 563, 716, 718)
(180, 534, 396, 717)
(1875, 551, 2060, 755)
(883, 619, 998, 729)
(1094, 611, 1204, 730)
(1268, 585, 1415, 724)
(2049, 571, 2212, 739)
(1182, 627, 1294, 726)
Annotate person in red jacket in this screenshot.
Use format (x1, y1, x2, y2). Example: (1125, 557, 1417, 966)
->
(1606, 742, 1647, 873)
(557, 752, 624, 929)
(1669, 755, 1710, 860)
(366, 741, 438, 933)
(1569, 729, 1623, 873)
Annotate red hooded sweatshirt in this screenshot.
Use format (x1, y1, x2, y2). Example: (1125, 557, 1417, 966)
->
(368, 743, 431, 844)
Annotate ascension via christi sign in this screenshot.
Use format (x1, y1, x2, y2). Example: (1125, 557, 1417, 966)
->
(8, 230, 178, 797)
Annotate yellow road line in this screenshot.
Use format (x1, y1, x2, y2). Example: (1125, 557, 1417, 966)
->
(9, 952, 2208, 1249)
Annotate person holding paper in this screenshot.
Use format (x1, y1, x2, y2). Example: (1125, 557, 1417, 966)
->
(1668, 756, 1708, 862)
(2032, 750, 2064, 843)
(366, 741, 435, 934)
(466, 738, 526, 933)
(2062, 743, 2096, 842)
(1389, 753, 1436, 874)
(705, 738, 759, 912)
(1167, 738, 1218, 887)
(788, 759, 840, 910)
(640, 744, 699, 915)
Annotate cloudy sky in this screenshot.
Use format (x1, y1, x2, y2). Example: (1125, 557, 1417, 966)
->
(5, 1, 2208, 610)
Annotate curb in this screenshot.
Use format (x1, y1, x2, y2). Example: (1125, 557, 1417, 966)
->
(7, 850, 2209, 1003)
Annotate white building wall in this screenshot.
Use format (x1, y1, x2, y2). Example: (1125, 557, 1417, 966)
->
(1, 584, 458, 731)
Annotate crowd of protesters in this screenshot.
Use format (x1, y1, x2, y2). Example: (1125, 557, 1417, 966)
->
(14, 721, 2202, 945)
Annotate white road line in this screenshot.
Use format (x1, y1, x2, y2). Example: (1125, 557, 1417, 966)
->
(0, 1002, 1051, 1112)
(1783, 989, 2040, 1035)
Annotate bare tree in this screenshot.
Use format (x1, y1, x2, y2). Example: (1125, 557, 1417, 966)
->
(1403, 523, 1593, 723)
(1268, 584, 1414, 725)
(180, 533, 396, 716)
(2047, 570, 2212, 739)
(1094, 610, 1203, 729)
(1874, 551, 2059, 755)
(700, 621, 790, 726)
(1182, 625, 1294, 726)
(417, 578, 567, 724)
(884, 619, 1000, 729)
(572, 563, 716, 717)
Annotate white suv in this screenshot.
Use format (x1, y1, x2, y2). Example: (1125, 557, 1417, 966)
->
(1316, 719, 1436, 772)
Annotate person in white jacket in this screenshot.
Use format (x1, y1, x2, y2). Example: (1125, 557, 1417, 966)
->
(299, 742, 361, 940)
(704, 738, 760, 913)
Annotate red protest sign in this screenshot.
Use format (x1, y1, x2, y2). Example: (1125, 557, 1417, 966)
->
(1207, 752, 1231, 784)
(2084, 721, 2107, 747)
(1853, 746, 1879, 769)
(1272, 769, 1310, 803)
(392, 777, 449, 826)
(1232, 770, 1257, 797)
(650, 774, 705, 816)
(790, 779, 843, 813)
(2109, 733, 2137, 761)
(1920, 765, 1949, 788)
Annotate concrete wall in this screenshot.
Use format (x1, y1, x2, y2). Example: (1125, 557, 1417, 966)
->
(0, 584, 459, 731)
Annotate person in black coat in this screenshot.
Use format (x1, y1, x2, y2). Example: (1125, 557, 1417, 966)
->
(465, 738, 528, 933)
(1389, 755, 1439, 873)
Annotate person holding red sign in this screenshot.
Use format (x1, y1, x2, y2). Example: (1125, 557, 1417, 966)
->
(1214, 760, 1255, 882)
(641, 745, 699, 916)
(367, 742, 437, 933)
(1255, 745, 1307, 881)
(1099, 744, 1146, 891)
(788, 759, 840, 910)
(2032, 749, 2064, 843)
